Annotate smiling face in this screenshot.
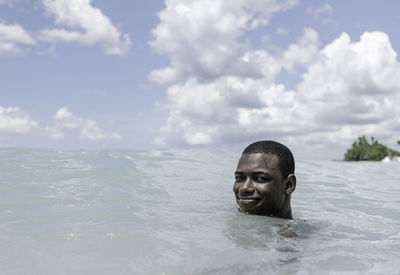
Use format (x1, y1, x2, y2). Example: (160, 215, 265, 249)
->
(233, 153, 295, 217)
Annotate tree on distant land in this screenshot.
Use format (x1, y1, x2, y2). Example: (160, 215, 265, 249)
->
(345, 136, 400, 161)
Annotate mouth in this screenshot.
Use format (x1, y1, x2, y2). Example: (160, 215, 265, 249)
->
(238, 196, 262, 204)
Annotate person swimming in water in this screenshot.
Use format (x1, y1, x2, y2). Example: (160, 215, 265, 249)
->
(233, 140, 296, 219)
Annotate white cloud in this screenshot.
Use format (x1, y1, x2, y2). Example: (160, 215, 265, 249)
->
(307, 3, 333, 17)
(297, 31, 400, 133)
(157, 76, 302, 146)
(0, 22, 35, 55)
(39, 0, 132, 55)
(149, 0, 299, 84)
(283, 27, 320, 69)
(321, 18, 338, 26)
(47, 107, 121, 141)
(275, 27, 288, 36)
(0, 106, 38, 134)
(306, 3, 337, 26)
(151, 0, 400, 157)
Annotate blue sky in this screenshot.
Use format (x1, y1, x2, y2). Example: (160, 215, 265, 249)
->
(1, 0, 400, 159)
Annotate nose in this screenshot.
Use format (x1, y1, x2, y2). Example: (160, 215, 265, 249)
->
(239, 177, 254, 195)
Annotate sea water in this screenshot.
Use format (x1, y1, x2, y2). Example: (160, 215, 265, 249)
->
(1, 148, 399, 274)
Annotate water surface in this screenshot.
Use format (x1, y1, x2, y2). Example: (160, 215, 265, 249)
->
(1, 148, 399, 274)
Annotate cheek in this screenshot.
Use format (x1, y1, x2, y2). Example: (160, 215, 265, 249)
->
(256, 183, 271, 194)
(233, 182, 240, 193)
(257, 182, 280, 197)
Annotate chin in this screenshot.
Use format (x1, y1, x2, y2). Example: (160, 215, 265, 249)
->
(239, 206, 261, 215)
(239, 205, 273, 216)
(237, 200, 264, 214)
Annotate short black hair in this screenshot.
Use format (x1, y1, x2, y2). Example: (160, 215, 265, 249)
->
(242, 140, 295, 178)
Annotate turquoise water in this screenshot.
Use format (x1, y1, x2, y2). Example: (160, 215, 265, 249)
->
(1, 148, 399, 274)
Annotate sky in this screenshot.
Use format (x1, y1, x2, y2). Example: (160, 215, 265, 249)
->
(1, 0, 400, 160)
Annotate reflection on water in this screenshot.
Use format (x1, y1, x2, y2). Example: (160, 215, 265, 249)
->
(0, 148, 400, 274)
(225, 213, 276, 249)
(220, 212, 318, 275)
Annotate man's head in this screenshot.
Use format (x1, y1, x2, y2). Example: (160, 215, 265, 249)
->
(233, 140, 296, 219)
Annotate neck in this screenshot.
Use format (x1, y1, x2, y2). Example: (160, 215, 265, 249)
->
(275, 207, 292, 219)
(274, 196, 293, 219)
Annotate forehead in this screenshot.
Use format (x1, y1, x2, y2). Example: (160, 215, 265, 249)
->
(236, 153, 280, 172)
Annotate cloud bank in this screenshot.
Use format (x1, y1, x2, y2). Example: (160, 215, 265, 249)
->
(0, 22, 35, 55)
(149, 0, 299, 84)
(0, 106, 37, 134)
(39, 0, 132, 55)
(0, 106, 121, 144)
(47, 107, 121, 141)
(0, 0, 131, 55)
(151, 0, 400, 154)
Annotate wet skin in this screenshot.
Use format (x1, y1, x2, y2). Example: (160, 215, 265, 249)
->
(233, 153, 296, 219)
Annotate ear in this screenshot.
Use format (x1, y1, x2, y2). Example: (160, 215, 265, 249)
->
(285, 174, 296, 195)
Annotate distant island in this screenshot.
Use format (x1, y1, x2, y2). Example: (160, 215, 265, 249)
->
(345, 136, 400, 161)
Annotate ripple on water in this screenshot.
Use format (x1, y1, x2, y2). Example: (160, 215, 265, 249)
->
(1, 149, 400, 274)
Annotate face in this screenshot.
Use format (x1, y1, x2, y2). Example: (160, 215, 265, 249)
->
(233, 153, 290, 216)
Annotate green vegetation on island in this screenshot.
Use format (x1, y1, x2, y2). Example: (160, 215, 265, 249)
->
(345, 136, 400, 161)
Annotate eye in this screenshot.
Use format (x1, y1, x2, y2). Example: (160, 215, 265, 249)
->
(254, 176, 269, 183)
(235, 175, 245, 182)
